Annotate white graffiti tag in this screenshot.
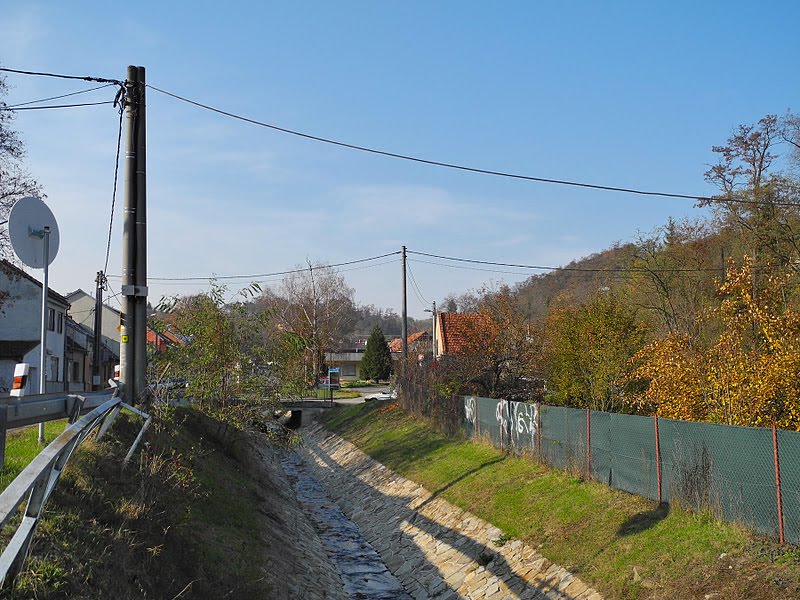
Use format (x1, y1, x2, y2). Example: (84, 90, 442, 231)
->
(464, 396, 476, 425)
(495, 400, 538, 447)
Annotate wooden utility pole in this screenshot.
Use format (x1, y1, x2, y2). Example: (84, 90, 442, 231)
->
(120, 65, 148, 404)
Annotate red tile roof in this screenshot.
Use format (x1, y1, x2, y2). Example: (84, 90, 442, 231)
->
(438, 312, 488, 355)
(388, 330, 429, 353)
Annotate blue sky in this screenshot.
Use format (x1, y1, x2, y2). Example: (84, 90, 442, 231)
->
(2, 2, 799, 320)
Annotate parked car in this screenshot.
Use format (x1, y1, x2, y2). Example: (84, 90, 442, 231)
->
(364, 389, 397, 402)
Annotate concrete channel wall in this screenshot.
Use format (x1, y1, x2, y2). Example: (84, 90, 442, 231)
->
(299, 424, 603, 600)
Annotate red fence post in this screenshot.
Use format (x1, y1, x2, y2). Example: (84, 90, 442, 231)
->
(586, 408, 592, 481)
(654, 415, 662, 505)
(772, 423, 785, 545)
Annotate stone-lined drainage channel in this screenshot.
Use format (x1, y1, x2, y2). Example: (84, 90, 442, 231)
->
(296, 424, 603, 600)
(281, 452, 412, 599)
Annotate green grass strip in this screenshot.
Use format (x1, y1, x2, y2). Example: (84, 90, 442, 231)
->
(0, 420, 68, 492)
(322, 402, 800, 599)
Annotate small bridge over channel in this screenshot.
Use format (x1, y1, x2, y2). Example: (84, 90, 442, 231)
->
(278, 398, 338, 428)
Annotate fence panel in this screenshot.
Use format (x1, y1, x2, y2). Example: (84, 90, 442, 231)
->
(659, 419, 778, 539)
(474, 397, 502, 447)
(505, 400, 537, 456)
(777, 429, 800, 543)
(589, 410, 612, 485)
(540, 406, 587, 473)
(608, 413, 658, 501)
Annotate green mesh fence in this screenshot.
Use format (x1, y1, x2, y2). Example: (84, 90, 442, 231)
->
(458, 395, 800, 544)
(589, 410, 612, 485)
(777, 430, 800, 543)
(660, 419, 779, 539)
(610, 413, 659, 501)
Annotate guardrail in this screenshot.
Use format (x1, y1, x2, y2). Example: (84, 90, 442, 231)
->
(0, 388, 120, 468)
(0, 387, 152, 586)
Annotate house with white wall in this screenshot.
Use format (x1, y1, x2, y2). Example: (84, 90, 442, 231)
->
(0, 260, 69, 394)
(67, 289, 121, 359)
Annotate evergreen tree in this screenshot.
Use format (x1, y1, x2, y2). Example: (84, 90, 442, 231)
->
(361, 325, 392, 381)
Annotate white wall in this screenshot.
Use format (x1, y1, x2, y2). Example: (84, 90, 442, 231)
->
(0, 266, 68, 394)
(68, 290, 121, 357)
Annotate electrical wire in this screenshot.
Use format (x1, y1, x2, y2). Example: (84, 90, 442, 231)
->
(107, 251, 401, 282)
(103, 104, 125, 273)
(146, 83, 714, 202)
(0, 101, 114, 111)
(409, 257, 638, 280)
(406, 262, 430, 305)
(408, 249, 721, 274)
(3, 83, 113, 109)
(140, 257, 401, 287)
(106, 286, 124, 309)
(0, 67, 123, 85)
(2, 68, 794, 207)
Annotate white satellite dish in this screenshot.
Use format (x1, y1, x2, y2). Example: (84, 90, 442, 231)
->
(8, 196, 60, 268)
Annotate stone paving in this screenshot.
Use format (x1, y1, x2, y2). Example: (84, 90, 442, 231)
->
(299, 424, 603, 600)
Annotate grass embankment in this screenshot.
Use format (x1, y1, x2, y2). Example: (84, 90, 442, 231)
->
(0, 420, 69, 491)
(0, 408, 274, 599)
(322, 402, 800, 600)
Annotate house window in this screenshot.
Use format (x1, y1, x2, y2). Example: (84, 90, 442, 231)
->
(57, 312, 63, 334)
(47, 308, 55, 331)
(70, 360, 81, 383)
(49, 356, 59, 382)
(342, 364, 357, 377)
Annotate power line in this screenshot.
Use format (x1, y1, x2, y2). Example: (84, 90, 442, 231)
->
(106, 251, 401, 282)
(409, 257, 637, 280)
(103, 104, 125, 273)
(408, 249, 721, 274)
(0, 67, 123, 86)
(3, 83, 113, 109)
(406, 262, 429, 305)
(146, 83, 713, 202)
(0, 101, 114, 111)
(141, 257, 401, 287)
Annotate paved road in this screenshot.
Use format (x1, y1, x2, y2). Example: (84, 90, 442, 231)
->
(335, 385, 391, 406)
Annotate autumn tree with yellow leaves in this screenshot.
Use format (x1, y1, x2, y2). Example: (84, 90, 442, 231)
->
(630, 257, 800, 429)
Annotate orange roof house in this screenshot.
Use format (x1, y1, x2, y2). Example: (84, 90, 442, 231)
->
(435, 312, 489, 357)
(388, 330, 431, 354)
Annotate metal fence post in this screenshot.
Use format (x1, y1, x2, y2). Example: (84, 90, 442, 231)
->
(654, 415, 662, 505)
(772, 423, 785, 544)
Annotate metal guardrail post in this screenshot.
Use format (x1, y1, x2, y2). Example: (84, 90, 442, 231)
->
(67, 394, 86, 424)
(95, 405, 122, 440)
(0, 406, 7, 470)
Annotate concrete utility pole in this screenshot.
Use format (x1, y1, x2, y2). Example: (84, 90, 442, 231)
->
(401, 245, 408, 362)
(120, 65, 148, 404)
(92, 271, 105, 391)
